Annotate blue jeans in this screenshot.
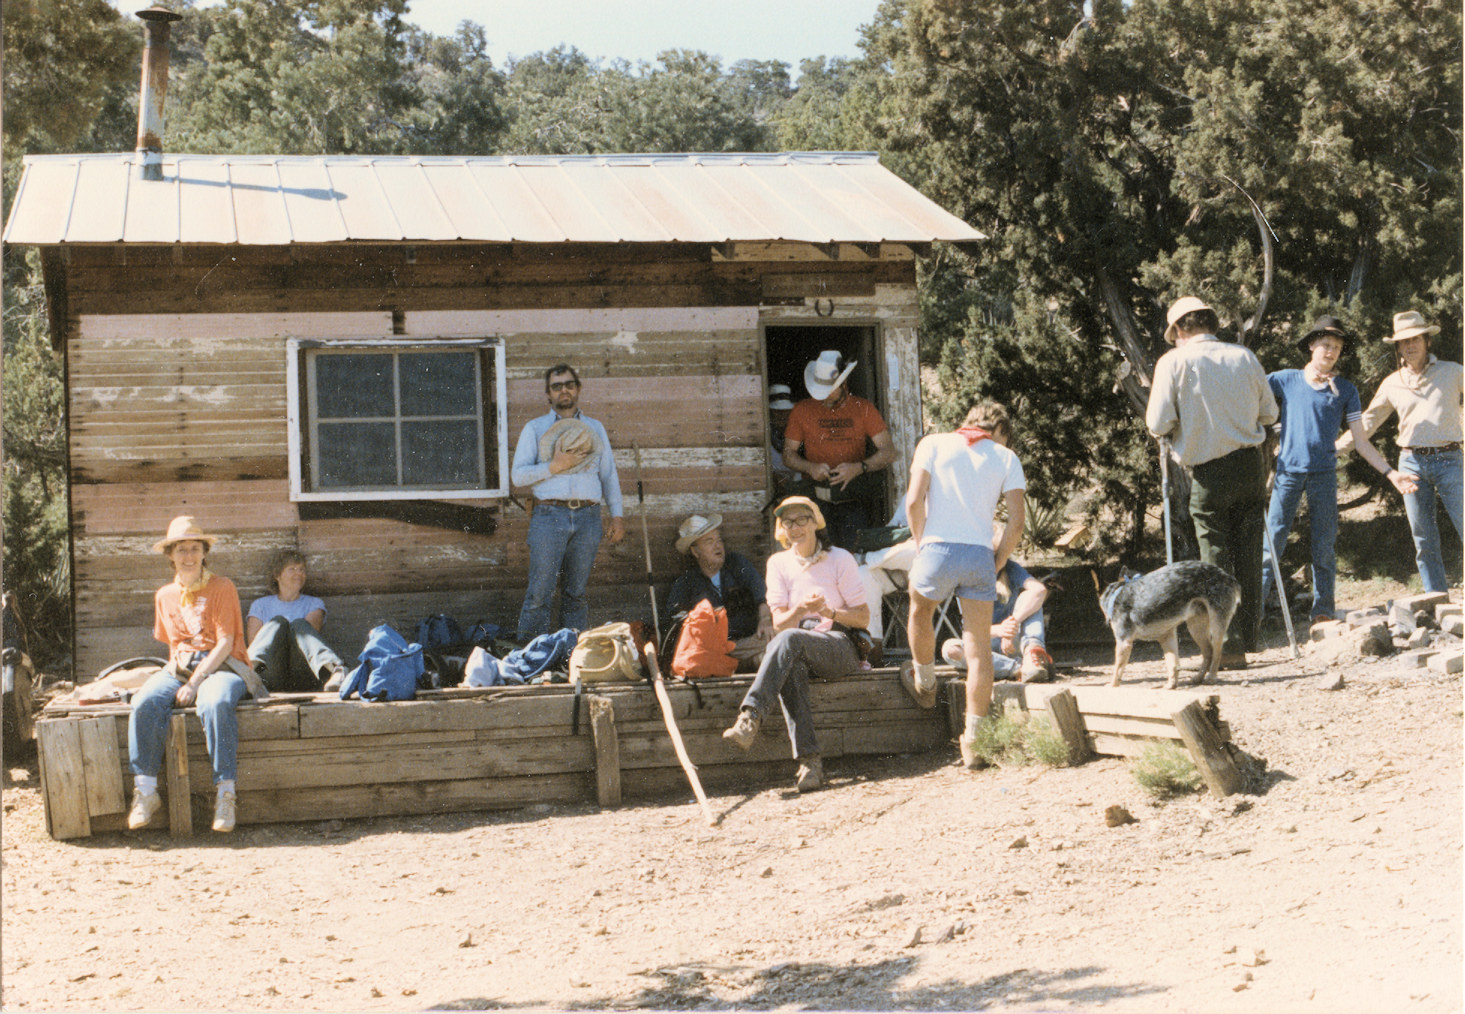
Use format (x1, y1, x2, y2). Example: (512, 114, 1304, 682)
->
(990, 609, 1046, 681)
(247, 617, 341, 692)
(518, 503, 603, 640)
(740, 628, 858, 759)
(129, 668, 246, 784)
(1261, 468, 1339, 618)
(1400, 448, 1464, 592)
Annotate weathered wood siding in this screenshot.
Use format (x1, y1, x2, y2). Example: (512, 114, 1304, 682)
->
(56, 244, 919, 676)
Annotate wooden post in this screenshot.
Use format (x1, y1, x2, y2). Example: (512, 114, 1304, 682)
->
(37, 720, 91, 840)
(1045, 688, 1091, 766)
(1172, 700, 1241, 797)
(165, 713, 192, 836)
(588, 695, 621, 807)
(78, 716, 127, 816)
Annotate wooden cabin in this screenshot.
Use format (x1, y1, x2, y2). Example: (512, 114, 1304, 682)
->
(4, 151, 983, 678)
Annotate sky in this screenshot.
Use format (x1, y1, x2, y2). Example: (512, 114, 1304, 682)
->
(106, 1, 886, 68)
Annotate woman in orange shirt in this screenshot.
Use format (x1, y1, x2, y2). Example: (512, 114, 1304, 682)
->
(126, 517, 268, 834)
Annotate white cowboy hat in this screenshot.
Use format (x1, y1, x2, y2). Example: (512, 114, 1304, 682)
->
(804, 351, 857, 400)
(1164, 296, 1214, 344)
(1386, 310, 1440, 343)
(537, 418, 601, 475)
(153, 515, 219, 554)
(675, 513, 724, 554)
(768, 383, 795, 411)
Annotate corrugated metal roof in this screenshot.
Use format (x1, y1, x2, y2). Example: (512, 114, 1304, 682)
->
(3, 151, 985, 247)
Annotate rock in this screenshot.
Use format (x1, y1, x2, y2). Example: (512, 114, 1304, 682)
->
(1317, 672, 1345, 691)
(1400, 649, 1438, 669)
(1443, 615, 1464, 637)
(1346, 607, 1386, 628)
(1434, 602, 1461, 623)
(1307, 636, 1353, 665)
(1427, 652, 1463, 675)
(934, 924, 956, 944)
(1104, 805, 1135, 827)
(904, 925, 923, 948)
(1240, 948, 1268, 967)
(1310, 620, 1348, 642)
(1013, 887, 1030, 896)
(1325, 767, 1352, 781)
(1353, 621, 1393, 657)
(1398, 591, 1449, 613)
(1406, 627, 1433, 649)
(1388, 603, 1417, 635)
(1008, 835, 1029, 849)
(760, 866, 774, 878)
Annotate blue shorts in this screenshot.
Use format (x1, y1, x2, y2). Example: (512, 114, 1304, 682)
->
(908, 542, 996, 602)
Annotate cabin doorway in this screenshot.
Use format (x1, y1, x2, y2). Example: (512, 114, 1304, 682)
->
(763, 323, 886, 521)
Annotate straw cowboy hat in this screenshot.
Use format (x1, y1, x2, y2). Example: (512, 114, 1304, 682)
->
(676, 513, 724, 554)
(1164, 296, 1214, 344)
(768, 384, 795, 411)
(1298, 314, 1350, 353)
(1386, 310, 1440, 343)
(537, 418, 601, 475)
(803, 351, 858, 400)
(153, 515, 218, 554)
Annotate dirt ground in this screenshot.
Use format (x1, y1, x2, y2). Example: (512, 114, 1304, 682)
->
(3, 579, 1461, 1013)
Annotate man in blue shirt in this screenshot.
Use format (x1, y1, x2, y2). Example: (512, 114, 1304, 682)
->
(511, 364, 625, 641)
(1263, 317, 1415, 624)
(667, 514, 775, 670)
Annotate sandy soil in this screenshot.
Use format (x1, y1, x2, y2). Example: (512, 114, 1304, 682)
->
(3, 586, 1461, 1013)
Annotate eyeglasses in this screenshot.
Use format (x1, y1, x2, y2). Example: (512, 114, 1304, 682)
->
(549, 380, 580, 392)
(779, 514, 815, 528)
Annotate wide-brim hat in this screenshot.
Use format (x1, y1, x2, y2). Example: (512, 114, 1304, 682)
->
(1164, 296, 1213, 344)
(1299, 314, 1350, 352)
(1386, 310, 1440, 343)
(153, 515, 218, 554)
(773, 495, 827, 531)
(676, 513, 724, 554)
(538, 418, 601, 475)
(768, 383, 795, 411)
(804, 351, 857, 400)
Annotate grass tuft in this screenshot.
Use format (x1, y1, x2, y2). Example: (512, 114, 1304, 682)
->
(969, 708, 1072, 767)
(1131, 741, 1203, 797)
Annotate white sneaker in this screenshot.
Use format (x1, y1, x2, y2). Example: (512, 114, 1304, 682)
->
(127, 791, 162, 830)
(941, 638, 965, 667)
(212, 791, 237, 833)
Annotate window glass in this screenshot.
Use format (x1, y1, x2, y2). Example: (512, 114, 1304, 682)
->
(316, 421, 398, 488)
(315, 354, 394, 418)
(402, 420, 480, 486)
(400, 351, 477, 416)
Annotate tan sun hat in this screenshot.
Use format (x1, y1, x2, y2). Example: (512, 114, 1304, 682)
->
(675, 513, 724, 554)
(153, 515, 218, 554)
(1164, 296, 1214, 344)
(537, 418, 601, 475)
(1386, 310, 1440, 343)
(803, 351, 857, 400)
(772, 495, 827, 530)
(768, 383, 795, 411)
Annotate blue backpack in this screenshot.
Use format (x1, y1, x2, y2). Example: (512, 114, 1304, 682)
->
(341, 625, 423, 702)
(416, 614, 464, 652)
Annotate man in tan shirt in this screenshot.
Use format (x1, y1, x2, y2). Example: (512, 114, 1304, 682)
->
(1146, 297, 1279, 665)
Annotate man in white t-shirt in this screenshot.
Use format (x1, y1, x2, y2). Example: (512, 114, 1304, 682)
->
(900, 401, 1026, 769)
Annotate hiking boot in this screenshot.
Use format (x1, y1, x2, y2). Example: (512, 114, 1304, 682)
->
(1020, 645, 1054, 683)
(722, 709, 761, 750)
(321, 662, 346, 693)
(212, 790, 237, 833)
(795, 756, 825, 793)
(940, 638, 965, 667)
(899, 660, 938, 709)
(127, 791, 162, 830)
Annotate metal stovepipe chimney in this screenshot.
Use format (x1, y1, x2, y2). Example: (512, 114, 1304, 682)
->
(135, 6, 183, 182)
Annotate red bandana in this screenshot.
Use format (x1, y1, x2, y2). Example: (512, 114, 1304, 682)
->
(956, 426, 991, 446)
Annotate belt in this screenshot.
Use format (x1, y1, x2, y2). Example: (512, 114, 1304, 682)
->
(1401, 443, 1462, 456)
(536, 498, 599, 509)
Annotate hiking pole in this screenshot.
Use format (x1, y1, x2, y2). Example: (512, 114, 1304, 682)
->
(643, 643, 718, 827)
(632, 441, 662, 647)
(1159, 438, 1174, 566)
(1263, 529, 1300, 659)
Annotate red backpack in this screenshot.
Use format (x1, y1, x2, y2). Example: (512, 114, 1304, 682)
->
(670, 599, 738, 678)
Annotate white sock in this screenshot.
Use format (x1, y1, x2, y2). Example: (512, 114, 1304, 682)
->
(964, 713, 985, 738)
(133, 775, 158, 796)
(217, 780, 236, 797)
(914, 661, 937, 688)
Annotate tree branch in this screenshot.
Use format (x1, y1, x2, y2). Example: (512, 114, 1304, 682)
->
(1223, 175, 1275, 345)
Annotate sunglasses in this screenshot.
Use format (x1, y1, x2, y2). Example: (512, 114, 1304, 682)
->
(779, 514, 815, 528)
(549, 380, 580, 392)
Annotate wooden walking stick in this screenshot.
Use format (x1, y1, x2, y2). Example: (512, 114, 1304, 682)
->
(631, 441, 662, 647)
(643, 643, 718, 828)
(1159, 437, 1175, 566)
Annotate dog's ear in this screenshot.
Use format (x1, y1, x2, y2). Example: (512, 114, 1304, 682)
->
(1119, 566, 1141, 582)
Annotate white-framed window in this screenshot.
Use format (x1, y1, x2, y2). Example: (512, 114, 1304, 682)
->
(287, 337, 508, 501)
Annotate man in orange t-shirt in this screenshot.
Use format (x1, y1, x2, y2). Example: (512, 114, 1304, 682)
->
(783, 351, 896, 549)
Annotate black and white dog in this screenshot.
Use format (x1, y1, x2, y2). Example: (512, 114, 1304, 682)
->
(1098, 561, 1240, 689)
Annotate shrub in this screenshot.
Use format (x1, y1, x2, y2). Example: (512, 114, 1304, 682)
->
(969, 707, 1071, 768)
(1131, 741, 1203, 798)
